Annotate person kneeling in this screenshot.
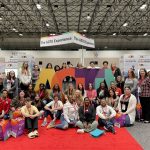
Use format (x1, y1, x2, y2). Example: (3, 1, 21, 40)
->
(76, 97, 98, 133)
(96, 98, 116, 134)
(21, 97, 40, 139)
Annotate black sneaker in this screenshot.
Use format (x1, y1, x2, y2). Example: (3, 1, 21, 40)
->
(108, 126, 116, 134)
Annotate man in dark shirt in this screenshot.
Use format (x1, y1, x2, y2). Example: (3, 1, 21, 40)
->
(76, 97, 98, 132)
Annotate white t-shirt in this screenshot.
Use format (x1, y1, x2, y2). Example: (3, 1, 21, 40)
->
(46, 100, 63, 109)
(63, 101, 79, 123)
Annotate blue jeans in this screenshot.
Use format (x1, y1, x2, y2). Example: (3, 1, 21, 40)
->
(3, 114, 10, 120)
(124, 114, 131, 126)
(55, 115, 77, 130)
(98, 118, 114, 129)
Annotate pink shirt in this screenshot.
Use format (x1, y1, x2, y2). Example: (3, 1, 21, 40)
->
(86, 89, 97, 101)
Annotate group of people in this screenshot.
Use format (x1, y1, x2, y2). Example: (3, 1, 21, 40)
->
(0, 61, 149, 139)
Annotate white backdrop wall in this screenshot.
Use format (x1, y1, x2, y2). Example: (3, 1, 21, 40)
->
(0, 50, 150, 68)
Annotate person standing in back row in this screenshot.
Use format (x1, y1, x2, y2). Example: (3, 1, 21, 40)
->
(19, 62, 31, 92)
(138, 68, 150, 123)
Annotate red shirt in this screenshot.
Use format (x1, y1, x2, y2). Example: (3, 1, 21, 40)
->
(0, 98, 11, 114)
(110, 87, 122, 96)
(115, 88, 122, 96)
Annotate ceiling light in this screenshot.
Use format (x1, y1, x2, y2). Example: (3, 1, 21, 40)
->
(0, 17, 2, 20)
(15, 30, 18, 32)
(83, 29, 87, 32)
(19, 33, 23, 36)
(36, 2, 41, 10)
(140, 4, 147, 10)
(143, 33, 148, 36)
(46, 23, 49, 27)
(12, 28, 16, 31)
(87, 14, 91, 20)
(123, 22, 128, 27)
(113, 33, 116, 36)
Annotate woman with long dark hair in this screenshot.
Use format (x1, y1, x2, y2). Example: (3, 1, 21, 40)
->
(26, 84, 36, 101)
(76, 97, 98, 132)
(106, 89, 119, 111)
(3, 71, 18, 99)
(50, 83, 62, 100)
(46, 63, 53, 69)
(97, 82, 109, 100)
(124, 69, 138, 97)
(54, 65, 60, 72)
(32, 65, 40, 88)
(77, 83, 86, 98)
(10, 90, 26, 112)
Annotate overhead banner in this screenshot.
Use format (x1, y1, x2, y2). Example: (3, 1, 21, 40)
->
(40, 31, 95, 48)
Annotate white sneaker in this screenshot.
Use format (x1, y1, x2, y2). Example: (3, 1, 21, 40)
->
(144, 120, 149, 123)
(104, 126, 108, 131)
(33, 130, 39, 137)
(77, 129, 85, 133)
(28, 132, 35, 139)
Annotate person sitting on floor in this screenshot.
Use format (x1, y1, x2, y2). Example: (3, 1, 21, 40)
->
(54, 96, 79, 130)
(21, 97, 40, 139)
(117, 86, 136, 126)
(44, 95, 63, 129)
(96, 98, 116, 134)
(0, 89, 11, 120)
(76, 97, 98, 133)
(106, 89, 119, 111)
(10, 90, 26, 118)
(11, 90, 26, 110)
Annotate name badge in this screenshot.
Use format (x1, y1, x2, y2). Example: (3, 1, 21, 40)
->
(122, 104, 126, 111)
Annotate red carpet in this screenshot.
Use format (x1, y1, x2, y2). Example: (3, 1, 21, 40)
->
(0, 120, 143, 150)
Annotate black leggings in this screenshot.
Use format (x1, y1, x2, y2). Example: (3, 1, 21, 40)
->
(20, 83, 29, 92)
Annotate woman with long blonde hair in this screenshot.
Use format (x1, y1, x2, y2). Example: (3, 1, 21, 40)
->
(19, 62, 31, 91)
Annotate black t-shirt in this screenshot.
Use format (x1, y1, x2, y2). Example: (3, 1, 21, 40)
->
(120, 94, 130, 113)
(120, 101, 129, 112)
(0, 84, 3, 93)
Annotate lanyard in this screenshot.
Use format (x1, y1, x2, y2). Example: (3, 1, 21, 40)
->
(102, 106, 108, 116)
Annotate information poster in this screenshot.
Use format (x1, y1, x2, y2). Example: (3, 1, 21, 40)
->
(123, 54, 139, 77)
(5, 52, 35, 77)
